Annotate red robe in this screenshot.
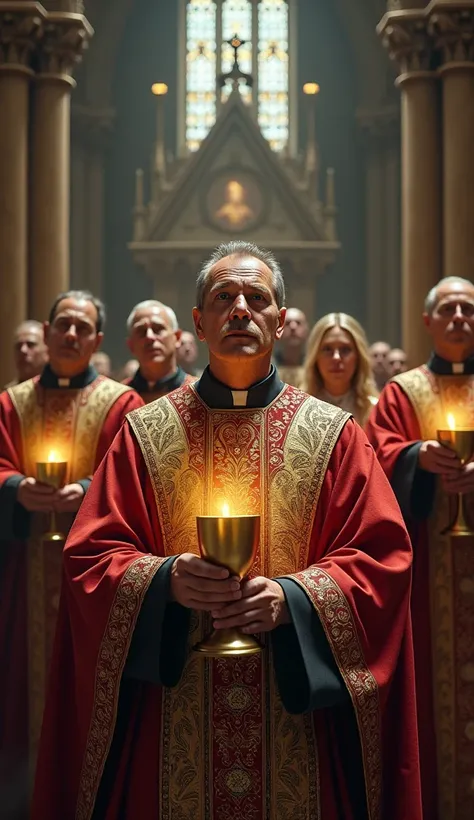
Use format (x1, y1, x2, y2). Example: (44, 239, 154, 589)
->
(33, 384, 421, 820)
(366, 367, 474, 820)
(0, 374, 143, 800)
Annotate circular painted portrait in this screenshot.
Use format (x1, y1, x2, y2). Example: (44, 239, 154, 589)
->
(204, 170, 266, 233)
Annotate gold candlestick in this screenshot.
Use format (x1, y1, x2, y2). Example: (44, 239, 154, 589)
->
(36, 453, 68, 542)
(437, 417, 474, 536)
(193, 509, 262, 657)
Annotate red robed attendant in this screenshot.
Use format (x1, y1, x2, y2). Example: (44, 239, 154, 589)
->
(367, 275, 474, 820)
(0, 290, 143, 814)
(34, 243, 421, 820)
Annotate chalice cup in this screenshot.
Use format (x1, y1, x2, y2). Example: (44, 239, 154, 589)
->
(36, 461, 68, 541)
(437, 428, 474, 536)
(193, 514, 262, 657)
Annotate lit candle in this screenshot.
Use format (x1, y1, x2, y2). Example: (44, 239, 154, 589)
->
(221, 502, 230, 517)
(447, 413, 456, 431)
(48, 450, 59, 463)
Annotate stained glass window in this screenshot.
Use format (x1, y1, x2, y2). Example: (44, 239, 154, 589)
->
(258, 0, 289, 152)
(221, 1, 252, 104)
(186, 0, 217, 152)
(185, 0, 289, 153)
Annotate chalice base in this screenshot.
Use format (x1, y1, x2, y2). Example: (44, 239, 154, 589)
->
(441, 493, 474, 537)
(193, 628, 262, 657)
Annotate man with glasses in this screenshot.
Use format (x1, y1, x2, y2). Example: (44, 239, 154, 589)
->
(124, 300, 195, 402)
(367, 276, 474, 819)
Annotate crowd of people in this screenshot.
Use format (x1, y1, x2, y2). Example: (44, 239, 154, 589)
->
(0, 240, 472, 820)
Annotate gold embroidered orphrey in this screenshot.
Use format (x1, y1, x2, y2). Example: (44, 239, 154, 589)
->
(7, 376, 133, 766)
(112, 384, 382, 820)
(393, 368, 474, 820)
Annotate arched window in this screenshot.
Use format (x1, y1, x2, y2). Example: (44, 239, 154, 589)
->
(184, 0, 291, 153)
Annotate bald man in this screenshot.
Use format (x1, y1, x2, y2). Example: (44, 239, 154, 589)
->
(6, 320, 49, 388)
(124, 300, 195, 402)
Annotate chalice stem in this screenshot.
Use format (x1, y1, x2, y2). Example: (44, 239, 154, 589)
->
(451, 492, 473, 536)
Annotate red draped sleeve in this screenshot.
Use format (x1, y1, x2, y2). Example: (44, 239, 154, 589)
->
(365, 382, 422, 479)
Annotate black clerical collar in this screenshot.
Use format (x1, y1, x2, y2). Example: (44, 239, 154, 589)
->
(130, 366, 186, 394)
(196, 365, 284, 409)
(427, 353, 474, 376)
(39, 364, 98, 389)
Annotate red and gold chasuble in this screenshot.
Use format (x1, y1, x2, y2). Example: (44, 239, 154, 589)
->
(7, 376, 132, 760)
(127, 385, 371, 819)
(392, 367, 474, 819)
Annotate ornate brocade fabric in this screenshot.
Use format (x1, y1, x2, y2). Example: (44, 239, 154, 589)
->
(128, 384, 348, 820)
(393, 367, 474, 819)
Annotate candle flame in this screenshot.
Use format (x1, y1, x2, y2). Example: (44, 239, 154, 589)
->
(47, 450, 58, 463)
(447, 413, 456, 431)
(221, 502, 230, 517)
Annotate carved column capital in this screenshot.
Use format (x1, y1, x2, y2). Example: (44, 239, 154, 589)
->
(377, 12, 434, 79)
(0, 2, 44, 74)
(427, 4, 474, 66)
(36, 10, 93, 84)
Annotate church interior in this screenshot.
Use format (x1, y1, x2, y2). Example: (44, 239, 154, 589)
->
(0, 0, 415, 384)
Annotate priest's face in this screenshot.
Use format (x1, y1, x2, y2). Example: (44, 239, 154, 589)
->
(127, 307, 181, 372)
(193, 255, 286, 369)
(424, 282, 474, 360)
(44, 297, 103, 378)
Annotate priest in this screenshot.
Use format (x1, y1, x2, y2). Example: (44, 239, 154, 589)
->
(366, 276, 474, 820)
(0, 291, 143, 803)
(34, 243, 422, 820)
(123, 299, 195, 402)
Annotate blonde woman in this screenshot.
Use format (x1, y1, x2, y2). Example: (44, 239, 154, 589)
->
(302, 312, 378, 426)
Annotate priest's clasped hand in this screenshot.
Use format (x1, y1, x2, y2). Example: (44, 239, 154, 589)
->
(170, 553, 243, 610)
(212, 577, 290, 634)
(442, 461, 474, 495)
(418, 440, 460, 474)
(17, 478, 84, 513)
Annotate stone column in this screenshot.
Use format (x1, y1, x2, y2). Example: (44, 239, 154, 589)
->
(379, 12, 442, 367)
(0, 5, 42, 385)
(431, 7, 474, 277)
(359, 105, 401, 346)
(29, 9, 92, 321)
(70, 105, 114, 296)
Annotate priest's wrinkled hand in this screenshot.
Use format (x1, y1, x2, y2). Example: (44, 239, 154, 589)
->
(53, 483, 85, 513)
(170, 553, 242, 610)
(212, 577, 291, 633)
(418, 440, 461, 474)
(17, 477, 56, 512)
(442, 461, 474, 495)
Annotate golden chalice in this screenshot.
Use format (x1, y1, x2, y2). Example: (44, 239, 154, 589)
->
(36, 451, 68, 542)
(437, 415, 474, 536)
(193, 506, 262, 657)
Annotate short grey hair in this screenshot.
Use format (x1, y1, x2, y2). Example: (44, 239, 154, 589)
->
(196, 241, 286, 310)
(15, 319, 44, 334)
(126, 300, 179, 334)
(424, 277, 474, 314)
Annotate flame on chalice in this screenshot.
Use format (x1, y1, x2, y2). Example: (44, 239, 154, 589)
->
(447, 413, 456, 431)
(47, 450, 58, 463)
(221, 502, 231, 517)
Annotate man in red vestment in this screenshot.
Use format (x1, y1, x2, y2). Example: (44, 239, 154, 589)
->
(366, 276, 474, 820)
(123, 300, 195, 402)
(34, 243, 421, 820)
(0, 291, 143, 815)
